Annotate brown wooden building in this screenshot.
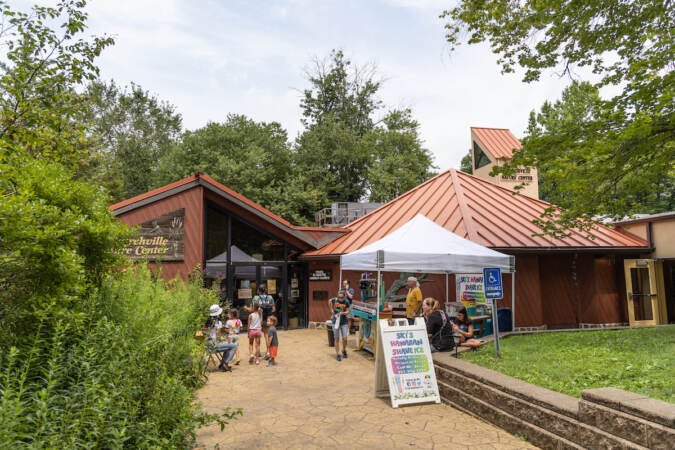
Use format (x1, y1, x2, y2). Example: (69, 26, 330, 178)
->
(112, 170, 651, 330)
(110, 172, 344, 329)
(302, 169, 649, 329)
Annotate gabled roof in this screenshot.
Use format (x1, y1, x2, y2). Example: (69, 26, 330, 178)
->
(303, 169, 648, 257)
(471, 127, 522, 160)
(109, 173, 347, 249)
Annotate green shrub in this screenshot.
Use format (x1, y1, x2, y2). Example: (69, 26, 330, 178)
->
(0, 265, 241, 449)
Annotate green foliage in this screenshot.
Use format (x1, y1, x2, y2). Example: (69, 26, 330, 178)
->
(82, 80, 183, 201)
(0, 265, 242, 448)
(524, 82, 674, 222)
(365, 109, 436, 202)
(0, 0, 114, 168)
(459, 150, 472, 174)
(294, 50, 436, 210)
(443, 1, 674, 234)
(462, 327, 675, 402)
(0, 155, 131, 347)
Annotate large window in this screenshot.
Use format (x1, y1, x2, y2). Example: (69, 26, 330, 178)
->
(473, 141, 491, 170)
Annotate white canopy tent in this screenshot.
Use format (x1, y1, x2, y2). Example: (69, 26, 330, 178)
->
(340, 214, 514, 274)
(340, 214, 515, 330)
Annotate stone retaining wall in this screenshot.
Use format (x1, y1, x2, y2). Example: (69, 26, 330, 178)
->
(434, 357, 675, 449)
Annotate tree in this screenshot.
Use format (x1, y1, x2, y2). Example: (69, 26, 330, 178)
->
(459, 151, 472, 174)
(527, 81, 674, 215)
(82, 80, 183, 201)
(0, 0, 128, 344)
(155, 114, 309, 219)
(443, 0, 674, 234)
(366, 109, 436, 202)
(0, 0, 113, 168)
(294, 49, 436, 211)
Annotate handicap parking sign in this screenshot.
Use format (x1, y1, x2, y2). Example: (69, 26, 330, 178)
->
(483, 267, 503, 300)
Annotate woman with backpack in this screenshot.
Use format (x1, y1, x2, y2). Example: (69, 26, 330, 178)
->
(422, 297, 454, 353)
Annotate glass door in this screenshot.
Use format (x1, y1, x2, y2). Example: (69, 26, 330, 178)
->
(624, 259, 662, 326)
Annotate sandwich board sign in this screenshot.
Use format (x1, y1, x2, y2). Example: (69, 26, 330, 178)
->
(375, 317, 440, 408)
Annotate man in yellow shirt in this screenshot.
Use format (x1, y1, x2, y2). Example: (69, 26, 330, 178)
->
(405, 276, 423, 325)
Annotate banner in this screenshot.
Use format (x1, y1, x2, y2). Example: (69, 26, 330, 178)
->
(456, 273, 486, 305)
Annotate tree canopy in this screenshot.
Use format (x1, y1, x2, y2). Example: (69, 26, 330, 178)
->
(443, 0, 674, 234)
(294, 49, 436, 210)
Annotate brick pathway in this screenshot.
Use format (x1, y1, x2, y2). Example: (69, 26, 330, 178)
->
(195, 329, 537, 449)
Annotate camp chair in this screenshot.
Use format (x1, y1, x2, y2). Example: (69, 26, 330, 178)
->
(194, 330, 222, 368)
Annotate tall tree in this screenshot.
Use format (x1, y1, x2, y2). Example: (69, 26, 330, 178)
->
(443, 0, 674, 235)
(295, 49, 436, 210)
(82, 81, 183, 201)
(366, 108, 436, 202)
(0, 0, 113, 168)
(0, 0, 128, 343)
(155, 114, 312, 220)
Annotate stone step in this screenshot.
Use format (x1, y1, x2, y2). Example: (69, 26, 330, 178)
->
(580, 388, 675, 449)
(436, 364, 650, 450)
(437, 379, 584, 450)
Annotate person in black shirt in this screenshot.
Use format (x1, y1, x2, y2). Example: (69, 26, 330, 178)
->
(422, 297, 454, 352)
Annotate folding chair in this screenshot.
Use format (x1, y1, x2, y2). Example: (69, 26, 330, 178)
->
(195, 330, 222, 368)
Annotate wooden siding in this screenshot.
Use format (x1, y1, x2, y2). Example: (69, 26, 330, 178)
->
(512, 254, 543, 327)
(116, 187, 204, 280)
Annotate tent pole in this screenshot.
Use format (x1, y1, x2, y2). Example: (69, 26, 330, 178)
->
(445, 273, 448, 303)
(511, 272, 516, 331)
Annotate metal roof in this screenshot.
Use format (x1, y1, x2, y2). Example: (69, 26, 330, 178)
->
(302, 169, 648, 257)
(109, 173, 346, 249)
(471, 127, 522, 160)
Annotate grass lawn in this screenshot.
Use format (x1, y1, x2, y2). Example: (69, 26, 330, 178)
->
(461, 326, 675, 403)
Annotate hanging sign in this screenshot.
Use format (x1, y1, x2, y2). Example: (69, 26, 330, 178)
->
(375, 318, 440, 408)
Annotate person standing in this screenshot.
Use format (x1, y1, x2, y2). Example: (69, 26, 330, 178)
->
(329, 291, 350, 361)
(247, 301, 263, 365)
(265, 315, 279, 366)
(342, 279, 355, 332)
(253, 286, 275, 358)
(405, 276, 423, 325)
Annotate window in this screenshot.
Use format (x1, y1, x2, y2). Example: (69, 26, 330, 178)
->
(473, 141, 491, 170)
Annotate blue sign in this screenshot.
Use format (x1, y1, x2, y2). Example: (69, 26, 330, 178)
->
(483, 267, 503, 300)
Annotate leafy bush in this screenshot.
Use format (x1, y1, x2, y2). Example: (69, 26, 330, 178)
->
(0, 265, 241, 448)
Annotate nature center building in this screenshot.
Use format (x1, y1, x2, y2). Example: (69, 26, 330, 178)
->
(111, 165, 659, 330)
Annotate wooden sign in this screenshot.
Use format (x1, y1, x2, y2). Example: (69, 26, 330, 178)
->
(122, 209, 185, 261)
(375, 318, 440, 408)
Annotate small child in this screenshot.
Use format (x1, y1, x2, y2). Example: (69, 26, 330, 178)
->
(247, 301, 263, 365)
(225, 308, 242, 365)
(266, 315, 279, 366)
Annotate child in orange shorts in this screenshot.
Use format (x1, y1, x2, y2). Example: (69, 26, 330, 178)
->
(266, 316, 279, 366)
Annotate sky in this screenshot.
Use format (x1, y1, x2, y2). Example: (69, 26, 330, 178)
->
(74, 0, 575, 171)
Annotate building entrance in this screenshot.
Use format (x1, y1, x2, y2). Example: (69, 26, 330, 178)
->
(624, 259, 668, 326)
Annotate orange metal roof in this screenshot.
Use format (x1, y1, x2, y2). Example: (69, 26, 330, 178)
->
(109, 173, 347, 249)
(471, 127, 522, 160)
(303, 169, 648, 257)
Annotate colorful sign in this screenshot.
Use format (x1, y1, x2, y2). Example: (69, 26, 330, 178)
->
(122, 209, 185, 261)
(456, 273, 487, 305)
(375, 318, 440, 408)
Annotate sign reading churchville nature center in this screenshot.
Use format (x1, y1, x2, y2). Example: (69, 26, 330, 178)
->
(122, 209, 185, 261)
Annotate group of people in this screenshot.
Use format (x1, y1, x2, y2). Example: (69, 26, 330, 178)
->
(406, 276, 484, 353)
(202, 286, 279, 371)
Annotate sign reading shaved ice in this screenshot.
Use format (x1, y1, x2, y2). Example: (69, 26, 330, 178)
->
(375, 318, 440, 408)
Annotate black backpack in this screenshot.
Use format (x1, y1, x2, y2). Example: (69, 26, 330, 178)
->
(431, 310, 455, 352)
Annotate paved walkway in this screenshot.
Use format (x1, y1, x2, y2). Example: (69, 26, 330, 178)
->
(195, 329, 537, 449)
